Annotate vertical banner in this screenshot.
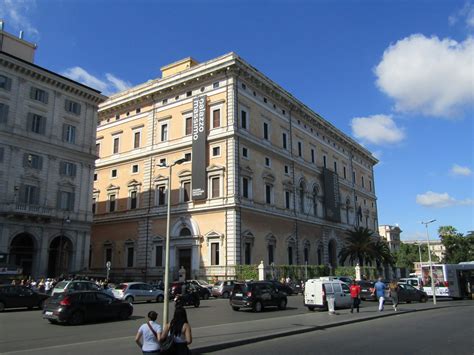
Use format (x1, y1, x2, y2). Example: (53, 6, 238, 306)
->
(323, 168, 341, 222)
(191, 95, 207, 200)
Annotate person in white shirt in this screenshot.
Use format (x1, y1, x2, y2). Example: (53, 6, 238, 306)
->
(135, 311, 162, 355)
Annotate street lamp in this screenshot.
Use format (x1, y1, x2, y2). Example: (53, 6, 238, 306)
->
(421, 219, 437, 305)
(58, 215, 71, 277)
(417, 242, 423, 276)
(161, 157, 187, 326)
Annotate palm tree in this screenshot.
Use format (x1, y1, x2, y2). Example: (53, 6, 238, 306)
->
(338, 227, 375, 266)
(372, 239, 394, 268)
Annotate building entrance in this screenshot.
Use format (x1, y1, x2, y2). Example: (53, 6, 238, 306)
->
(178, 248, 192, 280)
(47, 236, 73, 277)
(9, 233, 35, 277)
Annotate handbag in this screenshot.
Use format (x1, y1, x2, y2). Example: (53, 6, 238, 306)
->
(160, 333, 175, 352)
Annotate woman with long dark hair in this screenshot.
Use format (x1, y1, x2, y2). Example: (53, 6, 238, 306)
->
(160, 307, 192, 354)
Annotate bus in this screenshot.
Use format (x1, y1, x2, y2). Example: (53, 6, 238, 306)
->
(421, 263, 474, 299)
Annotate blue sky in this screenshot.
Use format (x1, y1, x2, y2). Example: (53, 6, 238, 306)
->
(1, 0, 472, 240)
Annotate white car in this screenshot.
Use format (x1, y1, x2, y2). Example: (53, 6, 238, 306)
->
(51, 280, 101, 297)
(112, 282, 164, 303)
(304, 277, 352, 311)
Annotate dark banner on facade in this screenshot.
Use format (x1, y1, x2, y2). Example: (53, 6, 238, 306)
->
(323, 168, 341, 222)
(192, 95, 207, 200)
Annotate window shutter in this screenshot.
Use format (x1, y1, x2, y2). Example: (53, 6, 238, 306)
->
(64, 100, 69, 112)
(71, 164, 77, 177)
(30, 87, 35, 100)
(43, 91, 49, 104)
(27, 113, 33, 131)
(39, 116, 46, 134)
(23, 153, 29, 167)
(76, 103, 81, 115)
(56, 191, 62, 209)
(38, 156, 43, 170)
(62, 124, 68, 141)
(69, 192, 75, 211)
(5, 77, 12, 91)
(59, 161, 65, 175)
(19, 185, 26, 203)
(0, 104, 8, 123)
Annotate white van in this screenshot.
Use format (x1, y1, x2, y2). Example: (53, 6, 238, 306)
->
(304, 277, 352, 311)
(399, 277, 422, 290)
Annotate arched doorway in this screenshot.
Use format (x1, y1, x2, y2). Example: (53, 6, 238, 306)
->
(328, 239, 337, 269)
(9, 233, 36, 277)
(48, 236, 73, 277)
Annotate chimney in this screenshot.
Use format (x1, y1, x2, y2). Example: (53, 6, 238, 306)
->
(0, 23, 37, 63)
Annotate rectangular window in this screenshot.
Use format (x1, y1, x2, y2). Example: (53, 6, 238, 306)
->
(127, 247, 134, 267)
(59, 161, 77, 177)
(282, 132, 287, 150)
(23, 153, 42, 170)
(58, 191, 75, 211)
(323, 155, 327, 168)
(0, 147, 4, 163)
(212, 146, 220, 157)
(184, 153, 192, 162)
(92, 198, 96, 214)
(133, 131, 141, 148)
(242, 177, 249, 198)
(288, 246, 293, 265)
(185, 117, 192, 135)
(352, 171, 356, 183)
(159, 158, 167, 166)
(265, 157, 270, 167)
(65, 99, 81, 115)
(211, 177, 220, 198)
(212, 109, 221, 128)
(311, 149, 315, 163)
(284, 165, 289, 174)
(0, 75, 12, 91)
(211, 242, 220, 265)
(265, 184, 272, 204)
(242, 147, 248, 158)
(113, 137, 120, 154)
(298, 142, 302, 157)
(132, 164, 139, 173)
(109, 194, 116, 212)
(362, 176, 365, 188)
(213, 82, 219, 88)
(0, 103, 9, 124)
(369, 180, 372, 192)
(105, 248, 112, 264)
(241, 110, 247, 129)
(130, 191, 138, 209)
(263, 122, 269, 140)
(268, 245, 274, 264)
(244, 242, 251, 265)
(28, 113, 45, 134)
(111, 169, 117, 178)
(30, 87, 48, 104)
(63, 124, 76, 144)
(183, 181, 191, 202)
(343, 166, 347, 179)
(285, 191, 291, 209)
(155, 246, 163, 267)
(19, 184, 39, 205)
(334, 161, 338, 174)
(161, 124, 168, 141)
(157, 185, 166, 206)
(96, 143, 101, 157)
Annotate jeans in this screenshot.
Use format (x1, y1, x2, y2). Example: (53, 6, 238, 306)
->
(350, 297, 360, 312)
(378, 296, 385, 311)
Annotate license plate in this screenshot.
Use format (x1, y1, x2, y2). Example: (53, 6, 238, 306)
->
(235, 293, 243, 297)
(44, 311, 53, 316)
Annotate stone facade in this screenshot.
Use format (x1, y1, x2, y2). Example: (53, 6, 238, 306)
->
(379, 225, 402, 252)
(91, 53, 378, 281)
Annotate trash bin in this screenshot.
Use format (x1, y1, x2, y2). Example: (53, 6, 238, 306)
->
(327, 294, 336, 314)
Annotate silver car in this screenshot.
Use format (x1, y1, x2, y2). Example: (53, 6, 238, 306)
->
(112, 282, 164, 303)
(211, 280, 235, 298)
(51, 280, 101, 296)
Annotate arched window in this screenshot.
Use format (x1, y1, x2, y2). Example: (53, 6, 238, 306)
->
(266, 235, 277, 265)
(299, 181, 305, 213)
(317, 243, 323, 265)
(312, 186, 318, 217)
(328, 240, 337, 268)
(303, 240, 310, 264)
(346, 199, 351, 225)
(179, 228, 191, 237)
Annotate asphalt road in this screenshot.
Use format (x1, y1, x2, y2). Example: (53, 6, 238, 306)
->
(216, 303, 474, 355)
(0, 294, 307, 353)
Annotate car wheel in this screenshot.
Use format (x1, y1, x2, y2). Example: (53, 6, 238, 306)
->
(278, 299, 287, 310)
(118, 309, 131, 320)
(194, 299, 200, 308)
(48, 319, 58, 324)
(69, 311, 84, 326)
(204, 293, 209, 300)
(420, 296, 428, 303)
(232, 306, 240, 311)
(253, 301, 263, 313)
(0, 302, 5, 312)
(156, 295, 164, 303)
(125, 296, 134, 303)
(308, 306, 315, 312)
(222, 292, 229, 299)
(406, 300, 412, 304)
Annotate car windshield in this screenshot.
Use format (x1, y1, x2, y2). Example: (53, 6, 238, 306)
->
(196, 280, 210, 286)
(214, 281, 223, 286)
(115, 284, 128, 290)
(55, 281, 68, 289)
(233, 284, 249, 293)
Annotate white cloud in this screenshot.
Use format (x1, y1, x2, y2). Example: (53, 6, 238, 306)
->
(350, 114, 405, 145)
(62, 67, 132, 96)
(0, 0, 39, 38)
(450, 164, 472, 176)
(416, 191, 474, 208)
(449, 2, 474, 29)
(374, 34, 474, 118)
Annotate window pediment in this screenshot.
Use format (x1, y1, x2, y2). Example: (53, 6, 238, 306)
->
(106, 184, 120, 191)
(262, 172, 275, 183)
(177, 169, 192, 178)
(127, 179, 141, 187)
(207, 164, 225, 172)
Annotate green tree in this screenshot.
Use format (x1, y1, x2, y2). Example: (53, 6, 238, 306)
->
(338, 227, 375, 266)
(393, 243, 437, 271)
(440, 229, 474, 263)
(372, 239, 394, 267)
(438, 226, 458, 237)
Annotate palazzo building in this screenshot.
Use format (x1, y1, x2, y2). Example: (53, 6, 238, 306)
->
(379, 225, 402, 252)
(0, 27, 106, 278)
(91, 53, 378, 280)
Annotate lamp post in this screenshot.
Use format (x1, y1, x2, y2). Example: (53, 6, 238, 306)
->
(421, 219, 437, 305)
(417, 242, 423, 276)
(162, 157, 187, 326)
(58, 216, 71, 277)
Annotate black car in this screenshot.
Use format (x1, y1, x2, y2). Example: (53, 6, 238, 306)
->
(42, 290, 133, 325)
(170, 281, 211, 300)
(0, 285, 49, 311)
(230, 281, 287, 312)
(357, 280, 375, 301)
(268, 280, 294, 296)
(394, 283, 428, 303)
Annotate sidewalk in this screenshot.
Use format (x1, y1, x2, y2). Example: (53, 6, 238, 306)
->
(190, 301, 452, 354)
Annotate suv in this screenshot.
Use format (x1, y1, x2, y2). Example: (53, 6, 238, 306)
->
(229, 281, 287, 312)
(211, 280, 235, 298)
(51, 280, 101, 297)
(112, 282, 164, 303)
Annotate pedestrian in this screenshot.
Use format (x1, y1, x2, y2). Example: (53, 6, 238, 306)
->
(349, 280, 361, 313)
(389, 280, 400, 312)
(135, 310, 162, 355)
(374, 277, 386, 311)
(160, 307, 192, 355)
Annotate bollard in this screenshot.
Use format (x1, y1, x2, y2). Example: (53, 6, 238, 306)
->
(327, 294, 336, 314)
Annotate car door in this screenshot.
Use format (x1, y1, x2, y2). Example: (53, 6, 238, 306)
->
(81, 292, 100, 321)
(141, 284, 154, 301)
(4, 286, 19, 308)
(333, 283, 348, 307)
(258, 284, 272, 306)
(95, 292, 116, 319)
(404, 284, 417, 302)
(17, 286, 37, 308)
(341, 283, 352, 307)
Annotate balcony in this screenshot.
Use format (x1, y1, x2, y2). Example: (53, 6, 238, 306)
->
(0, 202, 54, 220)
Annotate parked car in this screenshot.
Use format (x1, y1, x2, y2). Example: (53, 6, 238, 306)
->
(51, 280, 101, 297)
(0, 285, 49, 312)
(43, 290, 133, 325)
(229, 281, 287, 312)
(211, 280, 236, 298)
(357, 280, 375, 301)
(399, 277, 423, 290)
(112, 282, 164, 303)
(268, 280, 294, 295)
(288, 281, 304, 294)
(333, 276, 353, 285)
(170, 281, 211, 300)
(304, 278, 352, 311)
(392, 283, 428, 303)
(188, 279, 213, 292)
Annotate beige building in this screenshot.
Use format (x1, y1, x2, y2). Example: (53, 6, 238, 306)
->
(91, 53, 379, 281)
(405, 240, 446, 262)
(379, 225, 402, 252)
(0, 27, 106, 278)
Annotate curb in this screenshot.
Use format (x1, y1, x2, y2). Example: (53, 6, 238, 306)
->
(191, 305, 444, 354)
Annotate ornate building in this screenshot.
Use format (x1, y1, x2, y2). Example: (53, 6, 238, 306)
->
(91, 53, 378, 281)
(0, 27, 106, 278)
